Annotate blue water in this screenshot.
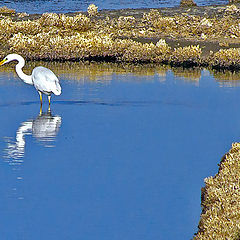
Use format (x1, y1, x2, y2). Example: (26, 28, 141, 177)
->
(0, 64, 239, 240)
(0, 0, 228, 14)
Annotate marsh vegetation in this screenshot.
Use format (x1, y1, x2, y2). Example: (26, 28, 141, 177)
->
(1, 4, 240, 68)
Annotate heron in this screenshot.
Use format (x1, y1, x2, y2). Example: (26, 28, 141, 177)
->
(0, 54, 61, 108)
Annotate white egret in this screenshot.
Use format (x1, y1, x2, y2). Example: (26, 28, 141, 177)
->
(0, 54, 61, 106)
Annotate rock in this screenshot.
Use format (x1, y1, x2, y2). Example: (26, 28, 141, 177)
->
(180, 0, 197, 7)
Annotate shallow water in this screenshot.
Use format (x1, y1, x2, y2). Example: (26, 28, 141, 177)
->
(0, 62, 240, 240)
(0, 0, 228, 14)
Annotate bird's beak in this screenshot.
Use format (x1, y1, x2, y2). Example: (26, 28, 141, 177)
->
(0, 59, 6, 66)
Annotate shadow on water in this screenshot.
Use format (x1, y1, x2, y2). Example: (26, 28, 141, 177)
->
(3, 110, 61, 161)
(0, 99, 200, 108)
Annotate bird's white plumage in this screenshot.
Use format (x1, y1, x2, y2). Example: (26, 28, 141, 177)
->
(32, 66, 61, 95)
(0, 53, 61, 104)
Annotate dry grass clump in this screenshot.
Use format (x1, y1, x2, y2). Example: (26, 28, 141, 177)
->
(0, 6, 15, 14)
(194, 143, 240, 240)
(0, 17, 42, 41)
(142, 9, 162, 28)
(12, 20, 42, 35)
(116, 39, 171, 62)
(39, 13, 91, 31)
(117, 16, 136, 29)
(142, 9, 175, 33)
(62, 14, 91, 31)
(209, 48, 240, 69)
(39, 13, 62, 27)
(87, 4, 98, 17)
(170, 45, 202, 65)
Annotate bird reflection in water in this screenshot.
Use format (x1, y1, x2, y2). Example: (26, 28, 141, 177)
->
(4, 110, 61, 161)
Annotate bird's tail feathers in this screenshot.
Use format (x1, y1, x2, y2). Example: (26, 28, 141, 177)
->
(53, 82, 62, 96)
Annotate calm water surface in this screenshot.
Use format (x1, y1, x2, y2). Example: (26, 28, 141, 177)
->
(0, 63, 240, 240)
(0, 0, 228, 14)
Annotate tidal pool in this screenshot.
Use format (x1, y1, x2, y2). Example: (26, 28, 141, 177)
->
(0, 62, 240, 240)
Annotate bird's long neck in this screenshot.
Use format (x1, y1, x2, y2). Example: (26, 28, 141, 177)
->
(15, 58, 33, 85)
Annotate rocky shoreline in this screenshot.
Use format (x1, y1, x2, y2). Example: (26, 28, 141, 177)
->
(193, 143, 240, 240)
(1, 4, 240, 69)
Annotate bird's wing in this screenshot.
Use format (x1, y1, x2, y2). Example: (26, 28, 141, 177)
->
(32, 66, 61, 95)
